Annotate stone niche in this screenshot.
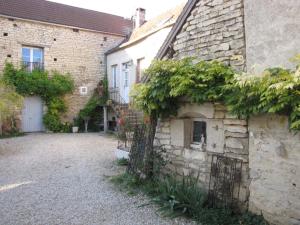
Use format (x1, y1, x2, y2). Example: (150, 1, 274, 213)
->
(155, 102, 250, 203)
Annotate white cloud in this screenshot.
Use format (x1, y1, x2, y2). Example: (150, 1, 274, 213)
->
(48, 0, 187, 19)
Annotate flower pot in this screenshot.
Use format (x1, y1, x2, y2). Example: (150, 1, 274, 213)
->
(115, 148, 129, 160)
(72, 126, 79, 133)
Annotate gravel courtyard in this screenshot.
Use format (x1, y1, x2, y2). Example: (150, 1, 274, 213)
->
(0, 133, 193, 225)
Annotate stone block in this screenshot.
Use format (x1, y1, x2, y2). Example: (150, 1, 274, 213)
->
(177, 102, 215, 118)
(214, 111, 225, 119)
(224, 119, 247, 126)
(170, 119, 184, 147)
(183, 148, 207, 161)
(225, 131, 248, 138)
(225, 137, 247, 149)
(225, 125, 248, 133)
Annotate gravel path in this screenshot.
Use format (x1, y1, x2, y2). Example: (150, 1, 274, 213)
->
(0, 133, 194, 225)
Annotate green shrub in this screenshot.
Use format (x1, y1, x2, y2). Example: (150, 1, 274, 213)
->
(0, 79, 23, 135)
(76, 79, 109, 132)
(116, 158, 129, 166)
(2, 63, 74, 132)
(43, 113, 62, 133)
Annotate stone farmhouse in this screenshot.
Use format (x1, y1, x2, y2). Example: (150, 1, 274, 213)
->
(153, 1, 300, 225)
(0, 0, 133, 132)
(1, 0, 300, 224)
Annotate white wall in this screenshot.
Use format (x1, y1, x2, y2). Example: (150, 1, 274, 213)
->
(106, 27, 172, 102)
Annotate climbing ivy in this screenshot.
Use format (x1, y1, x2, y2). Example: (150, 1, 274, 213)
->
(2, 63, 74, 132)
(132, 57, 300, 130)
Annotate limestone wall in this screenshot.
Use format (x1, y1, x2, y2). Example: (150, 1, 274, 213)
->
(155, 102, 250, 205)
(248, 115, 300, 225)
(171, 0, 246, 71)
(155, 105, 300, 224)
(0, 16, 124, 121)
(244, 0, 300, 73)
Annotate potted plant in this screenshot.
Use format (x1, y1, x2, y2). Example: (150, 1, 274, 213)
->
(72, 117, 79, 133)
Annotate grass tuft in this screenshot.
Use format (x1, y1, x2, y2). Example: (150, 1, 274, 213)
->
(111, 173, 268, 225)
(116, 158, 129, 166)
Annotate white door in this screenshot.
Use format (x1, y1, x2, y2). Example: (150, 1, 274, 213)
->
(22, 97, 44, 132)
(123, 67, 130, 103)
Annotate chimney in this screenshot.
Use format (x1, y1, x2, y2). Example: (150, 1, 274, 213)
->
(135, 8, 146, 28)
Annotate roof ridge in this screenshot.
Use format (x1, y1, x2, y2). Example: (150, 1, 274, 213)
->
(44, 0, 129, 20)
(0, 0, 133, 36)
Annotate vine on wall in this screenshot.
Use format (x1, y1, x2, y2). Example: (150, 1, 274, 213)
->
(2, 63, 74, 132)
(132, 57, 300, 130)
(74, 79, 108, 132)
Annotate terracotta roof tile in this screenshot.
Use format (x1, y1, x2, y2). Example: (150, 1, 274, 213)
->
(0, 0, 133, 36)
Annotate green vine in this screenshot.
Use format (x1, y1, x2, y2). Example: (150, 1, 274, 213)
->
(2, 63, 74, 132)
(75, 78, 109, 132)
(132, 57, 300, 130)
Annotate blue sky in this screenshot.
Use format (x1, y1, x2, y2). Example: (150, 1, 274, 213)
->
(49, 0, 187, 19)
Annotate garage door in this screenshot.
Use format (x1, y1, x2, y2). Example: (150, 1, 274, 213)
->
(21, 96, 44, 132)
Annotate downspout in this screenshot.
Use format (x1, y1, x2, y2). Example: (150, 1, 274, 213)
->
(103, 53, 108, 133)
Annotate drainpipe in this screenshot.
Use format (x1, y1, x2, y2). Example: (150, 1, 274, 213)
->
(103, 51, 108, 133)
(103, 106, 108, 133)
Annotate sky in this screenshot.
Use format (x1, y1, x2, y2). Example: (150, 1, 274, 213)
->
(49, 0, 187, 19)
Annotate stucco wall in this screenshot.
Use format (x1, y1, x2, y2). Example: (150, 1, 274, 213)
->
(248, 115, 300, 225)
(0, 16, 124, 121)
(106, 27, 172, 102)
(244, 0, 300, 72)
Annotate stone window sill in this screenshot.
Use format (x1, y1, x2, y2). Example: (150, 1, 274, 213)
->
(190, 143, 206, 151)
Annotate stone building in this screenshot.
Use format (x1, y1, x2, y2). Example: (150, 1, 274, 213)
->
(155, 0, 300, 225)
(106, 5, 184, 103)
(0, 0, 132, 132)
(105, 4, 184, 130)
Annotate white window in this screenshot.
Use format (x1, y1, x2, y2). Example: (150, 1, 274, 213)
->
(22, 46, 44, 71)
(111, 65, 118, 88)
(124, 70, 129, 87)
(79, 86, 88, 95)
(123, 62, 130, 87)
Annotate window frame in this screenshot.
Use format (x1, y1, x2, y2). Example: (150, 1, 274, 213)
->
(22, 46, 44, 71)
(122, 61, 131, 88)
(111, 64, 118, 88)
(191, 119, 207, 146)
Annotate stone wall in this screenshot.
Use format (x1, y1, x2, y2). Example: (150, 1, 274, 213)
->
(171, 0, 246, 71)
(156, 105, 300, 224)
(248, 115, 300, 225)
(155, 102, 250, 205)
(0, 16, 124, 121)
